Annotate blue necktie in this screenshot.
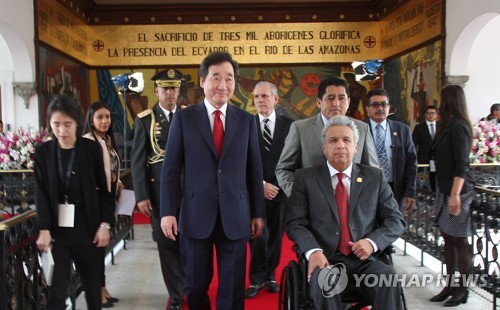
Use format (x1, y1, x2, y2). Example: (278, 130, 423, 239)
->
(375, 124, 391, 179)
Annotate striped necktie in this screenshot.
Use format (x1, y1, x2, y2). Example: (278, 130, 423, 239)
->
(263, 118, 272, 153)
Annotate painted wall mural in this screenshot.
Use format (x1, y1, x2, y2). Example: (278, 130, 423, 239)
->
(38, 45, 89, 127)
(383, 40, 442, 129)
(89, 39, 440, 157)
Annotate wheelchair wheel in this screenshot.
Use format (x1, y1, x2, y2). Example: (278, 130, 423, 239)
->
(279, 260, 301, 310)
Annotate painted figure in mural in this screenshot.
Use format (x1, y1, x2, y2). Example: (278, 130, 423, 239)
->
(275, 76, 379, 197)
(344, 72, 367, 119)
(411, 68, 428, 124)
(160, 51, 265, 310)
(131, 68, 185, 310)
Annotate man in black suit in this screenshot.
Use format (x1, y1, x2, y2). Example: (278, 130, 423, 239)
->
(365, 88, 417, 211)
(131, 69, 185, 310)
(412, 105, 438, 164)
(285, 115, 405, 309)
(412, 105, 438, 191)
(245, 81, 293, 298)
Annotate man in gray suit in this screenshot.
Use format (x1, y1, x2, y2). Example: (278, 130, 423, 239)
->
(285, 116, 405, 309)
(276, 76, 379, 197)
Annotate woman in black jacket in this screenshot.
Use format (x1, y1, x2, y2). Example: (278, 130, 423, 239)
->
(35, 95, 115, 310)
(430, 85, 474, 307)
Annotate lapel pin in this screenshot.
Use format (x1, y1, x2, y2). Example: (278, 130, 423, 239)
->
(357, 177, 363, 183)
(393, 132, 397, 136)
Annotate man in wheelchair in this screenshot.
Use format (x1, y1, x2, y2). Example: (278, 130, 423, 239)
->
(285, 116, 405, 309)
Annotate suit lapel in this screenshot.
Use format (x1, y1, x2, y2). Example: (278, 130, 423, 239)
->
(220, 105, 240, 161)
(349, 164, 363, 215)
(317, 164, 339, 223)
(47, 140, 59, 201)
(312, 113, 324, 150)
(193, 103, 219, 158)
(255, 115, 266, 157)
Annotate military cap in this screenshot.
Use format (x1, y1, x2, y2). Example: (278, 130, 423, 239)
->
(151, 69, 183, 88)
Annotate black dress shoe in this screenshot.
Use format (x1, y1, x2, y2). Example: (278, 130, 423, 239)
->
(245, 283, 265, 298)
(430, 287, 456, 302)
(102, 301, 114, 308)
(168, 302, 182, 310)
(106, 296, 119, 303)
(267, 280, 280, 293)
(444, 289, 468, 307)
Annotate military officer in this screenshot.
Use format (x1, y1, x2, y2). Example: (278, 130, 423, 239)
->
(131, 68, 185, 310)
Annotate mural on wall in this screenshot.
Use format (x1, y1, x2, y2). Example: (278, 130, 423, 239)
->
(97, 64, 383, 134)
(383, 41, 441, 129)
(38, 45, 89, 127)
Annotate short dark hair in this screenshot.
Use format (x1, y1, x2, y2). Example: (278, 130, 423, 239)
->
(199, 51, 239, 79)
(317, 76, 350, 100)
(490, 103, 500, 114)
(46, 95, 83, 137)
(366, 88, 390, 103)
(425, 105, 437, 112)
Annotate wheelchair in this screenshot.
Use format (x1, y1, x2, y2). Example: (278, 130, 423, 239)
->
(278, 245, 408, 310)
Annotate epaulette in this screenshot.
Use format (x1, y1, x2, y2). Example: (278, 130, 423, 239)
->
(138, 109, 152, 118)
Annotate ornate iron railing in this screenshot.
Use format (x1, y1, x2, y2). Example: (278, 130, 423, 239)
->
(403, 164, 500, 309)
(0, 170, 134, 309)
(0, 170, 35, 219)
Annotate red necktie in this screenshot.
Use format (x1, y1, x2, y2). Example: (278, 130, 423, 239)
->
(213, 110, 224, 158)
(336, 173, 352, 255)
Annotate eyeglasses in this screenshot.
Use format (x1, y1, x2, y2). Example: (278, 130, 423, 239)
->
(368, 101, 389, 108)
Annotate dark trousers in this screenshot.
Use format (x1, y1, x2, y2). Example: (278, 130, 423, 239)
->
(48, 227, 104, 310)
(248, 200, 285, 284)
(150, 210, 185, 304)
(309, 252, 403, 310)
(181, 215, 247, 310)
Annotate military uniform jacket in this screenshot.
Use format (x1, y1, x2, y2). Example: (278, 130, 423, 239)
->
(131, 103, 175, 212)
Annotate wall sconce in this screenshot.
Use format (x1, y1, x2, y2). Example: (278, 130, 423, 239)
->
(13, 82, 37, 109)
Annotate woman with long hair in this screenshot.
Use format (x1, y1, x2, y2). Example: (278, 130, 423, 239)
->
(83, 101, 123, 307)
(430, 84, 475, 307)
(35, 95, 114, 309)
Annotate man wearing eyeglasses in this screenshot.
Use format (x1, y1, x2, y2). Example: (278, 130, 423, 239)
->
(365, 88, 417, 212)
(276, 76, 379, 197)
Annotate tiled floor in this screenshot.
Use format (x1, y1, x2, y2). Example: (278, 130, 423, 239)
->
(74, 224, 494, 310)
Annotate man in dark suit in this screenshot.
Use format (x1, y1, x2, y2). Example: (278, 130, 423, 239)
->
(160, 51, 265, 310)
(285, 115, 405, 309)
(276, 76, 379, 198)
(365, 88, 417, 211)
(245, 81, 293, 298)
(131, 69, 185, 310)
(412, 105, 438, 191)
(412, 105, 438, 164)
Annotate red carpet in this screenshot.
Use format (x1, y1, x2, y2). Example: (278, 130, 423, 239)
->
(133, 212, 296, 309)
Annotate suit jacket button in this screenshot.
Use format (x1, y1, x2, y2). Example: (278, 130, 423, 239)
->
(218, 169, 222, 173)
(335, 232, 339, 235)
(150, 178, 155, 182)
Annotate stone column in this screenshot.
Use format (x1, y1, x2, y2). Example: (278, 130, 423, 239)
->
(444, 75, 469, 88)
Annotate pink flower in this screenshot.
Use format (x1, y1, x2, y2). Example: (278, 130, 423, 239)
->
(0, 127, 47, 170)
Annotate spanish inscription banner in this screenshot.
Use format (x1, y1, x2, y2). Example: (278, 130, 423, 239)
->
(88, 22, 380, 66)
(379, 0, 442, 59)
(37, 0, 442, 66)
